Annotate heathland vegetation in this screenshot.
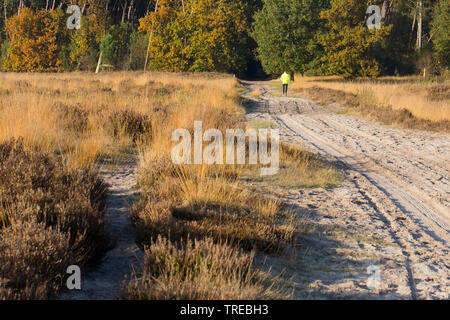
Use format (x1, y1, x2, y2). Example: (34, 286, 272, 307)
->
(1, 2, 448, 129)
(0, 72, 340, 299)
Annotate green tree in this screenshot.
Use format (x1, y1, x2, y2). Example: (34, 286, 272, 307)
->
(319, 0, 391, 78)
(98, 24, 132, 69)
(127, 31, 149, 70)
(377, 0, 417, 75)
(251, 0, 329, 75)
(431, 0, 449, 69)
(100, 33, 115, 66)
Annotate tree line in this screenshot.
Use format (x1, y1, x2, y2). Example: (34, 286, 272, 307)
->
(0, 0, 448, 77)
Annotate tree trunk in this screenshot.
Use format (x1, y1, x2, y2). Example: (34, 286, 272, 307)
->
(146, 0, 152, 15)
(4, 0, 7, 38)
(95, 51, 103, 74)
(416, 0, 422, 52)
(381, 0, 394, 23)
(128, 0, 134, 21)
(144, 0, 159, 72)
(144, 33, 153, 72)
(121, 0, 127, 23)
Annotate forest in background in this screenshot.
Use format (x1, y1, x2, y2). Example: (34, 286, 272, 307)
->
(0, 0, 448, 77)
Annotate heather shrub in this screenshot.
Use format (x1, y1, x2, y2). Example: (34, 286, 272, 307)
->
(52, 102, 89, 133)
(0, 219, 72, 299)
(121, 236, 286, 300)
(107, 109, 152, 142)
(0, 139, 109, 299)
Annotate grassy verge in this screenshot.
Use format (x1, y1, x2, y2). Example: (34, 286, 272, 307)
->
(240, 143, 342, 189)
(287, 76, 450, 132)
(298, 85, 449, 132)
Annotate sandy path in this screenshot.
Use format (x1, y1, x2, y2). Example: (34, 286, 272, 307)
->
(244, 81, 449, 299)
(59, 157, 142, 300)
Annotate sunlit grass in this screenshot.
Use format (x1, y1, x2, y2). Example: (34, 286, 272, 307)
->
(290, 75, 450, 123)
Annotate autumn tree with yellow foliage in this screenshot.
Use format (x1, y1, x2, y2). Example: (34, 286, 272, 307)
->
(3, 8, 68, 72)
(139, 0, 251, 74)
(318, 0, 392, 78)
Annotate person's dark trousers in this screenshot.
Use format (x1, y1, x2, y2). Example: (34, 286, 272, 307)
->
(282, 84, 288, 96)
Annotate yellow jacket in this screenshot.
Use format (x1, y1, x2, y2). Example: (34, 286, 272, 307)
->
(281, 72, 290, 84)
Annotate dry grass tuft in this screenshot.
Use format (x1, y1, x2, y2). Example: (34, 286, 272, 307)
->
(132, 161, 295, 253)
(240, 142, 342, 188)
(121, 236, 288, 300)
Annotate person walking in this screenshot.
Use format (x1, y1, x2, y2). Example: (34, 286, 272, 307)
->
(281, 71, 290, 96)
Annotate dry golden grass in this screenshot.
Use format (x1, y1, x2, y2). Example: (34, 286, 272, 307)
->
(0, 71, 264, 299)
(0, 72, 242, 168)
(132, 160, 295, 253)
(240, 143, 342, 189)
(123, 72, 299, 298)
(290, 75, 450, 124)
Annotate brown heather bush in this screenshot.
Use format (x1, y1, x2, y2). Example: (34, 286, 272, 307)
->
(107, 109, 152, 142)
(14, 80, 31, 90)
(0, 219, 72, 299)
(52, 102, 89, 134)
(427, 85, 450, 101)
(0, 139, 109, 299)
(121, 236, 287, 300)
(299, 86, 360, 108)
